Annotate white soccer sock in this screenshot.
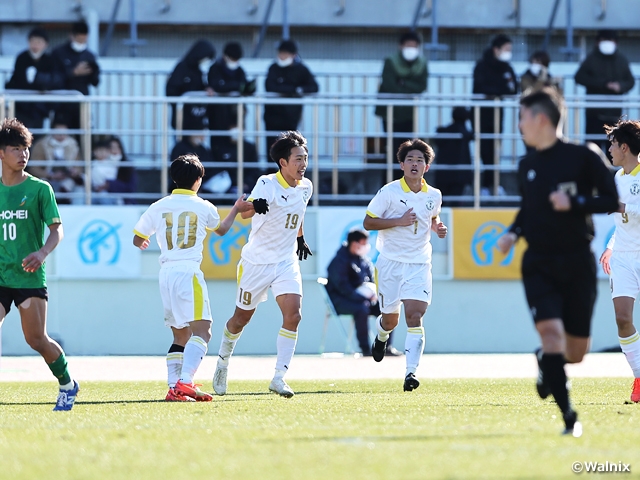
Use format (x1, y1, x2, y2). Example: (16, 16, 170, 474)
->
(274, 328, 298, 377)
(217, 326, 242, 367)
(180, 336, 208, 384)
(405, 326, 425, 376)
(376, 315, 394, 342)
(620, 330, 640, 378)
(166, 352, 183, 388)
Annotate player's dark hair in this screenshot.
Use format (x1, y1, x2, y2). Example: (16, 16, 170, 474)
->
(71, 21, 89, 35)
(399, 31, 422, 45)
(605, 120, 640, 156)
(396, 138, 435, 165)
(269, 130, 308, 169)
(170, 154, 205, 189)
(519, 87, 563, 128)
(0, 118, 33, 149)
(347, 228, 369, 245)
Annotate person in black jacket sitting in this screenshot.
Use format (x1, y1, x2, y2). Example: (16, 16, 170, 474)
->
(472, 34, 518, 195)
(326, 229, 399, 357)
(166, 40, 215, 130)
(5, 28, 62, 132)
(208, 42, 256, 148)
(264, 39, 318, 152)
(51, 21, 100, 131)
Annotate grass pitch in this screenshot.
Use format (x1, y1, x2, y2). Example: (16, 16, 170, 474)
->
(0, 378, 638, 480)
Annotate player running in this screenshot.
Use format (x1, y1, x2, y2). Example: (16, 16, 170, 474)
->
(212, 130, 313, 398)
(599, 119, 640, 403)
(0, 118, 79, 411)
(133, 154, 252, 402)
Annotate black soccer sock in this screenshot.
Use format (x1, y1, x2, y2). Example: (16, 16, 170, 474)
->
(168, 343, 185, 354)
(541, 353, 571, 414)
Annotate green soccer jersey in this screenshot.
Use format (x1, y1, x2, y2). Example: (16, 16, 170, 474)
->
(0, 174, 61, 288)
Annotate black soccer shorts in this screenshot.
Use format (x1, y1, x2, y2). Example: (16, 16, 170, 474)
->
(0, 286, 48, 315)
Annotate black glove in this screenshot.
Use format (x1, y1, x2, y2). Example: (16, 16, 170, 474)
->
(296, 235, 313, 261)
(252, 198, 269, 214)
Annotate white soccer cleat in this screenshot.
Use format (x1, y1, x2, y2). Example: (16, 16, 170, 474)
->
(269, 377, 294, 398)
(212, 365, 228, 396)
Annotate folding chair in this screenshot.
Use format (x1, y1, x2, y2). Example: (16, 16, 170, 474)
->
(316, 277, 357, 355)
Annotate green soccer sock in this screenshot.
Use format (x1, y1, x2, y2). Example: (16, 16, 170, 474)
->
(48, 353, 72, 386)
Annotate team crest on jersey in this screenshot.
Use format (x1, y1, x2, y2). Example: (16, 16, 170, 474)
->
(527, 169, 536, 181)
(426, 199, 436, 211)
(19, 196, 27, 206)
(630, 183, 640, 195)
(302, 190, 310, 202)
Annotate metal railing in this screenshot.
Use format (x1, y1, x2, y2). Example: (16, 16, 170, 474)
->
(2, 91, 639, 208)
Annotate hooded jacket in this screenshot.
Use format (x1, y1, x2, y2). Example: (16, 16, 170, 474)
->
(472, 48, 518, 97)
(207, 58, 255, 132)
(166, 40, 215, 129)
(375, 51, 428, 122)
(51, 41, 100, 95)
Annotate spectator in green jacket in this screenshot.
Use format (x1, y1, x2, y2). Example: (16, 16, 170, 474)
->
(375, 31, 428, 156)
(575, 30, 635, 153)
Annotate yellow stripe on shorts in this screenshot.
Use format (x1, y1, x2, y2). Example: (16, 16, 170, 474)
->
(237, 262, 244, 286)
(193, 274, 204, 320)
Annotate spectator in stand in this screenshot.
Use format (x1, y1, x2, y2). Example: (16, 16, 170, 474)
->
(210, 120, 259, 195)
(375, 31, 428, 155)
(90, 138, 136, 205)
(52, 21, 100, 131)
(28, 114, 83, 204)
(520, 51, 562, 95)
(5, 28, 62, 132)
(106, 136, 137, 204)
(169, 117, 216, 192)
(208, 42, 256, 148)
(264, 39, 318, 152)
(166, 40, 215, 130)
(575, 30, 635, 153)
(472, 33, 518, 196)
(433, 107, 473, 205)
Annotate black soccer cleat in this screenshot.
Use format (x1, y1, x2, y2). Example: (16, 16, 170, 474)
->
(561, 409, 582, 437)
(371, 337, 387, 362)
(535, 347, 551, 400)
(403, 373, 420, 392)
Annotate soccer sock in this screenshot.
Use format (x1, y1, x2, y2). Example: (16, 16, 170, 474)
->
(405, 326, 425, 376)
(274, 328, 298, 378)
(48, 353, 73, 387)
(541, 353, 571, 414)
(218, 326, 242, 367)
(179, 336, 208, 384)
(376, 315, 393, 342)
(166, 344, 185, 388)
(619, 330, 640, 377)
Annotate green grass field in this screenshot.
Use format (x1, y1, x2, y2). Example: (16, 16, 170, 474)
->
(0, 378, 638, 480)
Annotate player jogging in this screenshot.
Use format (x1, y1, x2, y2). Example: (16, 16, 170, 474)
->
(212, 130, 313, 398)
(599, 119, 640, 403)
(363, 138, 447, 391)
(133, 154, 252, 402)
(0, 118, 79, 411)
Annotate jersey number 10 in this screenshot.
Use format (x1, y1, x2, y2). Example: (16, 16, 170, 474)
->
(2, 223, 17, 241)
(162, 212, 197, 249)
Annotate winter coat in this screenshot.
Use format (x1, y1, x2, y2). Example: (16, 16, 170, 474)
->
(326, 245, 375, 307)
(434, 120, 473, 189)
(28, 134, 81, 180)
(520, 69, 563, 95)
(51, 42, 100, 95)
(166, 40, 215, 129)
(472, 48, 518, 97)
(207, 58, 256, 131)
(263, 59, 318, 129)
(374, 52, 428, 122)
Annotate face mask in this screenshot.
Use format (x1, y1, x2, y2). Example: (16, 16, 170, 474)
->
(599, 40, 616, 55)
(110, 154, 122, 162)
(497, 50, 512, 62)
(199, 59, 211, 73)
(528, 63, 542, 76)
(402, 47, 420, 62)
(226, 60, 239, 70)
(354, 243, 371, 257)
(228, 127, 239, 141)
(277, 56, 294, 68)
(29, 49, 44, 60)
(191, 136, 204, 146)
(71, 41, 87, 52)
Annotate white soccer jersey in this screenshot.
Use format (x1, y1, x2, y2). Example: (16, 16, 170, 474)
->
(607, 166, 640, 252)
(133, 189, 221, 264)
(243, 171, 313, 264)
(366, 177, 442, 264)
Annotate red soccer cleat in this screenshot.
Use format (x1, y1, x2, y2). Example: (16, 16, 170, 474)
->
(175, 380, 213, 402)
(631, 378, 640, 403)
(165, 387, 196, 402)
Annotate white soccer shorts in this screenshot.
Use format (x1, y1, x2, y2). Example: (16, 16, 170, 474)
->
(235, 256, 302, 310)
(159, 263, 212, 328)
(610, 251, 640, 300)
(375, 255, 432, 314)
